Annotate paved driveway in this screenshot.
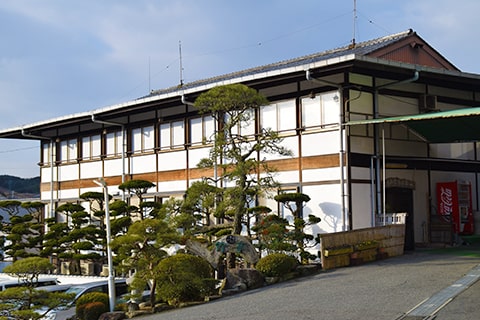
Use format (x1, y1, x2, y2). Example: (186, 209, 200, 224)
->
(139, 250, 480, 320)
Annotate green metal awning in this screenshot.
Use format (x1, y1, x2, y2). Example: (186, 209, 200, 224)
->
(346, 107, 480, 143)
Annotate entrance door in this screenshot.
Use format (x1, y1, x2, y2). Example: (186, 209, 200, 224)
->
(386, 187, 415, 250)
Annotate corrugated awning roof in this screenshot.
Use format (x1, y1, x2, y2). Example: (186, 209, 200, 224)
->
(346, 107, 480, 143)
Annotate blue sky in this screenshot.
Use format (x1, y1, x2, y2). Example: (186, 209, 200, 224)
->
(0, 0, 479, 178)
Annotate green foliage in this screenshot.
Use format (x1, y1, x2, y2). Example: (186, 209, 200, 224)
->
(273, 193, 320, 263)
(255, 253, 298, 277)
(0, 200, 44, 261)
(118, 179, 155, 192)
(3, 257, 54, 283)
(0, 258, 74, 319)
(252, 215, 296, 253)
(274, 192, 311, 218)
(193, 84, 292, 239)
(155, 254, 217, 306)
(42, 203, 103, 275)
(84, 302, 108, 320)
(111, 216, 180, 306)
(76, 292, 109, 320)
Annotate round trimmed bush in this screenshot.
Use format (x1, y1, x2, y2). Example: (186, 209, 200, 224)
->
(83, 301, 108, 320)
(76, 292, 109, 320)
(155, 253, 216, 306)
(255, 253, 298, 277)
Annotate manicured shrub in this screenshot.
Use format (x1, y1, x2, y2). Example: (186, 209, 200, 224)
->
(255, 253, 298, 277)
(83, 301, 108, 320)
(155, 253, 217, 306)
(76, 292, 109, 320)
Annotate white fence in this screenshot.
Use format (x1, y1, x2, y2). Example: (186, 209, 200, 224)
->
(376, 212, 407, 226)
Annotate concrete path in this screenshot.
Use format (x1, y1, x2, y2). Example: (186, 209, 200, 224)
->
(139, 249, 480, 320)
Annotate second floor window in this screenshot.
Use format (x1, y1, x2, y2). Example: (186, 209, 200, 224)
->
(190, 115, 214, 145)
(260, 99, 296, 132)
(160, 120, 185, 150)
(106, 131, 123, 157)
(42, 142, 51, 165)
(60, 138, 77, 162)
(82, 134, 101, 160)
(132, 125, 155, 154)
(301, 91, 339, 128)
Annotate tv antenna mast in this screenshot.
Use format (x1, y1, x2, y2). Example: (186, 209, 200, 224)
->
(179, 40, 184, 87)
(352, 0, 357, 47)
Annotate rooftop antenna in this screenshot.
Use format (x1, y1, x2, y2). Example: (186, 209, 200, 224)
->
(179, 40, 184, 87)
(352, 0, 357, 47)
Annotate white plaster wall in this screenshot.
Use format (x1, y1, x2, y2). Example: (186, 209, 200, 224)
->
(41, 191, 53, 201)
(58, 188, 79, 199)
(158, 150, 187, 171)
(261, 135, 298, 161)
(156, 180, 187, 193)
(349, 136, 374, 154)
(41, 167, 55, 183)
(272, 170, 299, 184)
(351, 183, 373, 229)
(104, 158, 123, 177)
(301, 130, 340, 157)
(351, 166, 371, 180)
(58, 164, 78, 181)
(430, 143, 476, 160)
(80, 162, 103, 179)
(188, 148, 210, 168)
(130, 154, 156, 174)
(303, 184, 343, 234)
(302, 167, 341, 183)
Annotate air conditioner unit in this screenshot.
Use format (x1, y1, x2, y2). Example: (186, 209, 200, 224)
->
(420, 95, 438, 113)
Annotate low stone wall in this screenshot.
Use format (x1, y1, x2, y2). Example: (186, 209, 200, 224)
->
(319, 224, 405, 270)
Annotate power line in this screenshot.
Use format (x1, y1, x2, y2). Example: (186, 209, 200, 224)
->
(0, 146, 38, 154)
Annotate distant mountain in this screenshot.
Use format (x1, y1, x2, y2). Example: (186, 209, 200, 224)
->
(0, 175, 40, 198)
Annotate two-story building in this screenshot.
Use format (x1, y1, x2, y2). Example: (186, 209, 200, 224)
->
(2, 29, 480, 251)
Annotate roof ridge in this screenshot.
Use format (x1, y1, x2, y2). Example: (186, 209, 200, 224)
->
(149, 29, 415, 96)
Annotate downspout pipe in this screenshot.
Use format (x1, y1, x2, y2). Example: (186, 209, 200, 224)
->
(21, 129, 55, 224)
(373, 70, 419, 222)
(181, 94, 194, 106)
(91, 114, 126, 201)
(306, 70, 349, 231)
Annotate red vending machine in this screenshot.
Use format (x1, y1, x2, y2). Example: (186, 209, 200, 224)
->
(436, 181, 474, 235)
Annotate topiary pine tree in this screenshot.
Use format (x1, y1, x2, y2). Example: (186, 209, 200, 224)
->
(274, 193, 321, 263)
(194, 84, 292, 268)
(0, 257, 75, 319)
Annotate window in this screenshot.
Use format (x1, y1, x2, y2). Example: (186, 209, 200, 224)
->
(60, 138, 77, 162)
(260, 99, 296, 132)
(301, 91, 339, 128)
(42, 142, 51, 165)
(190, 115, 215, 145)
(106, 130, 123, 156)
(82, 134, 101, 160)
(160, 120, 185, 150)
(131, 125, 155, 154)
(225, 109, 256, 137)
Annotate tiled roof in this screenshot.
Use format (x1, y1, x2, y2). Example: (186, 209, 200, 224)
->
(148, 29, 415, 97)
